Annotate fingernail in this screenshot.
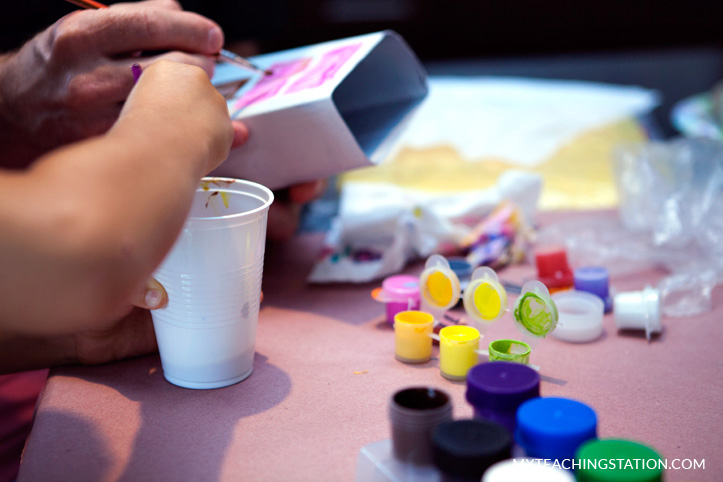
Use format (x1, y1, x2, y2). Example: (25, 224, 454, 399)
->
(145, 289, 161, 309)
(207, 27, 223, 53)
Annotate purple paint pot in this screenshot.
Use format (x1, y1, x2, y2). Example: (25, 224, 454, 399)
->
(574, 266, 613, 313)
(381, 275, 420, 324)
(465, 361, 540, 435)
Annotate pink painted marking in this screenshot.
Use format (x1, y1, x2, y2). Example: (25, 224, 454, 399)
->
(286, 43, 361, 94)
(233, 58, 311, 109)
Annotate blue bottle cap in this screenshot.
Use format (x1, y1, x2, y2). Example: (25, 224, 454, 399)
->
(516, 397, 597, 460)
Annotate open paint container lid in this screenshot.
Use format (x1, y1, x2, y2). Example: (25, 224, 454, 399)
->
(512, 280, 559, 341)
(463, 267, 508, 330)
(551, 291, 604, 343)
(419, 255, 461, 315)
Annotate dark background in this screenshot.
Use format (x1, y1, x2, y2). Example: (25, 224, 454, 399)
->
(1, 0, 722, 136)
(2, 0, 721, 59)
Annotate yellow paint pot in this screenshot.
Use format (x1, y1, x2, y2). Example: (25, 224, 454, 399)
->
(394, 311, 434, 364)
(439, 325, 480, 381)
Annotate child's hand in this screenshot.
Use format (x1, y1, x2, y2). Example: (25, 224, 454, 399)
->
(72, 307, 158, 366)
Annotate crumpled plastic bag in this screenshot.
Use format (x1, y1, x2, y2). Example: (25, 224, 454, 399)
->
(539, 137, 723, 317)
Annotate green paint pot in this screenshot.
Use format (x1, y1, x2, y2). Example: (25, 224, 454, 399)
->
(488, 339, 531, 365)
(575, 439, 664, 482)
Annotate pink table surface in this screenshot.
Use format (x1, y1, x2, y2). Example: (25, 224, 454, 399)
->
(18, 212, 723, 482)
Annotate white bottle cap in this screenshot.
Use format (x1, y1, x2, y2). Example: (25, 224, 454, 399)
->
(614, 286, 662, 341)
(482, 458, 576, 481)
(551, 291, 605, 343)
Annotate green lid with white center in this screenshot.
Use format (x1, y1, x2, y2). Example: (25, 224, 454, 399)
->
(575, 439, 664, 482)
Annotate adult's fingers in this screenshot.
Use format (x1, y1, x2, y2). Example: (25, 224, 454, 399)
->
(113, 0, 182, 12)
(143, 52, 217, 77)
(72, 53, 215, 108)
(56, 6, 224, 57)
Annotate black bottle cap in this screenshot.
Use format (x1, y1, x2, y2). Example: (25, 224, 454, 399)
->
(432, 419, 512, 479)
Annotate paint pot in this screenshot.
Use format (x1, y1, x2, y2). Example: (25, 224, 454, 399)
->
(438, 325, 480, 381)
(551, 291, 604, 343)
(614, 286, 662, 341)
(389, 387, 453, 466)
(374, 274, 421, 324)
(534, 246, 574, 293)
(462, 267, 508, 331)
(466, 361, 540, 435)
(487, 339, 531, 365)
(516, 397, 597, 462)
(432, 419, 511, 482)
(419, 254, 461, 319)
(575, 439, 664, 482)
(574, 266, 613, 312)
(394, 311, 434, 364)
(512, 280, 559, 341)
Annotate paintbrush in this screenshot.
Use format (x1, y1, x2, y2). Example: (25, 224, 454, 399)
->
(63, 0, 270, 76)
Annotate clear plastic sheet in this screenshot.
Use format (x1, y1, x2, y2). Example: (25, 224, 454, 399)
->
(539, 138, 723, 317)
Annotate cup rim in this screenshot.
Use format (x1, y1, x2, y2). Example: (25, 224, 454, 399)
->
(190, 177, 274, 222)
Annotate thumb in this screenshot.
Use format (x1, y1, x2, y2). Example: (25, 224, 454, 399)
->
(132, 277, 169, 310)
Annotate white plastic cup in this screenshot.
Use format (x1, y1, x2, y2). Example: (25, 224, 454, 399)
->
(151, 178, 273, 389)
(613, 286, 662, 341)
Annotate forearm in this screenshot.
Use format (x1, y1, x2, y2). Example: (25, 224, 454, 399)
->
(0, 330, 75, 375)
(0, 61, 231, 335)
(2, 122, 210, 332)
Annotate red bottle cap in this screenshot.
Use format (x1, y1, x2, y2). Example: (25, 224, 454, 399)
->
(534, 246, 574, 289)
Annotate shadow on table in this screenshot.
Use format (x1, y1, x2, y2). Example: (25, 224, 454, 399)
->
(40, 352, 291, 481)
(18, 411, 113, 481)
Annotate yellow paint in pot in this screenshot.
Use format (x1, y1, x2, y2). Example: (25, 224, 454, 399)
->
(473, 282, 503, 320)
(463, 266, 508, 326)
(426, 271, 453, 307)
(439, 325, 480, 381)
(394, 311, 434, 364)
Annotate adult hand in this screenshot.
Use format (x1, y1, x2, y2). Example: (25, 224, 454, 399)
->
(0, 0, 230, 167)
